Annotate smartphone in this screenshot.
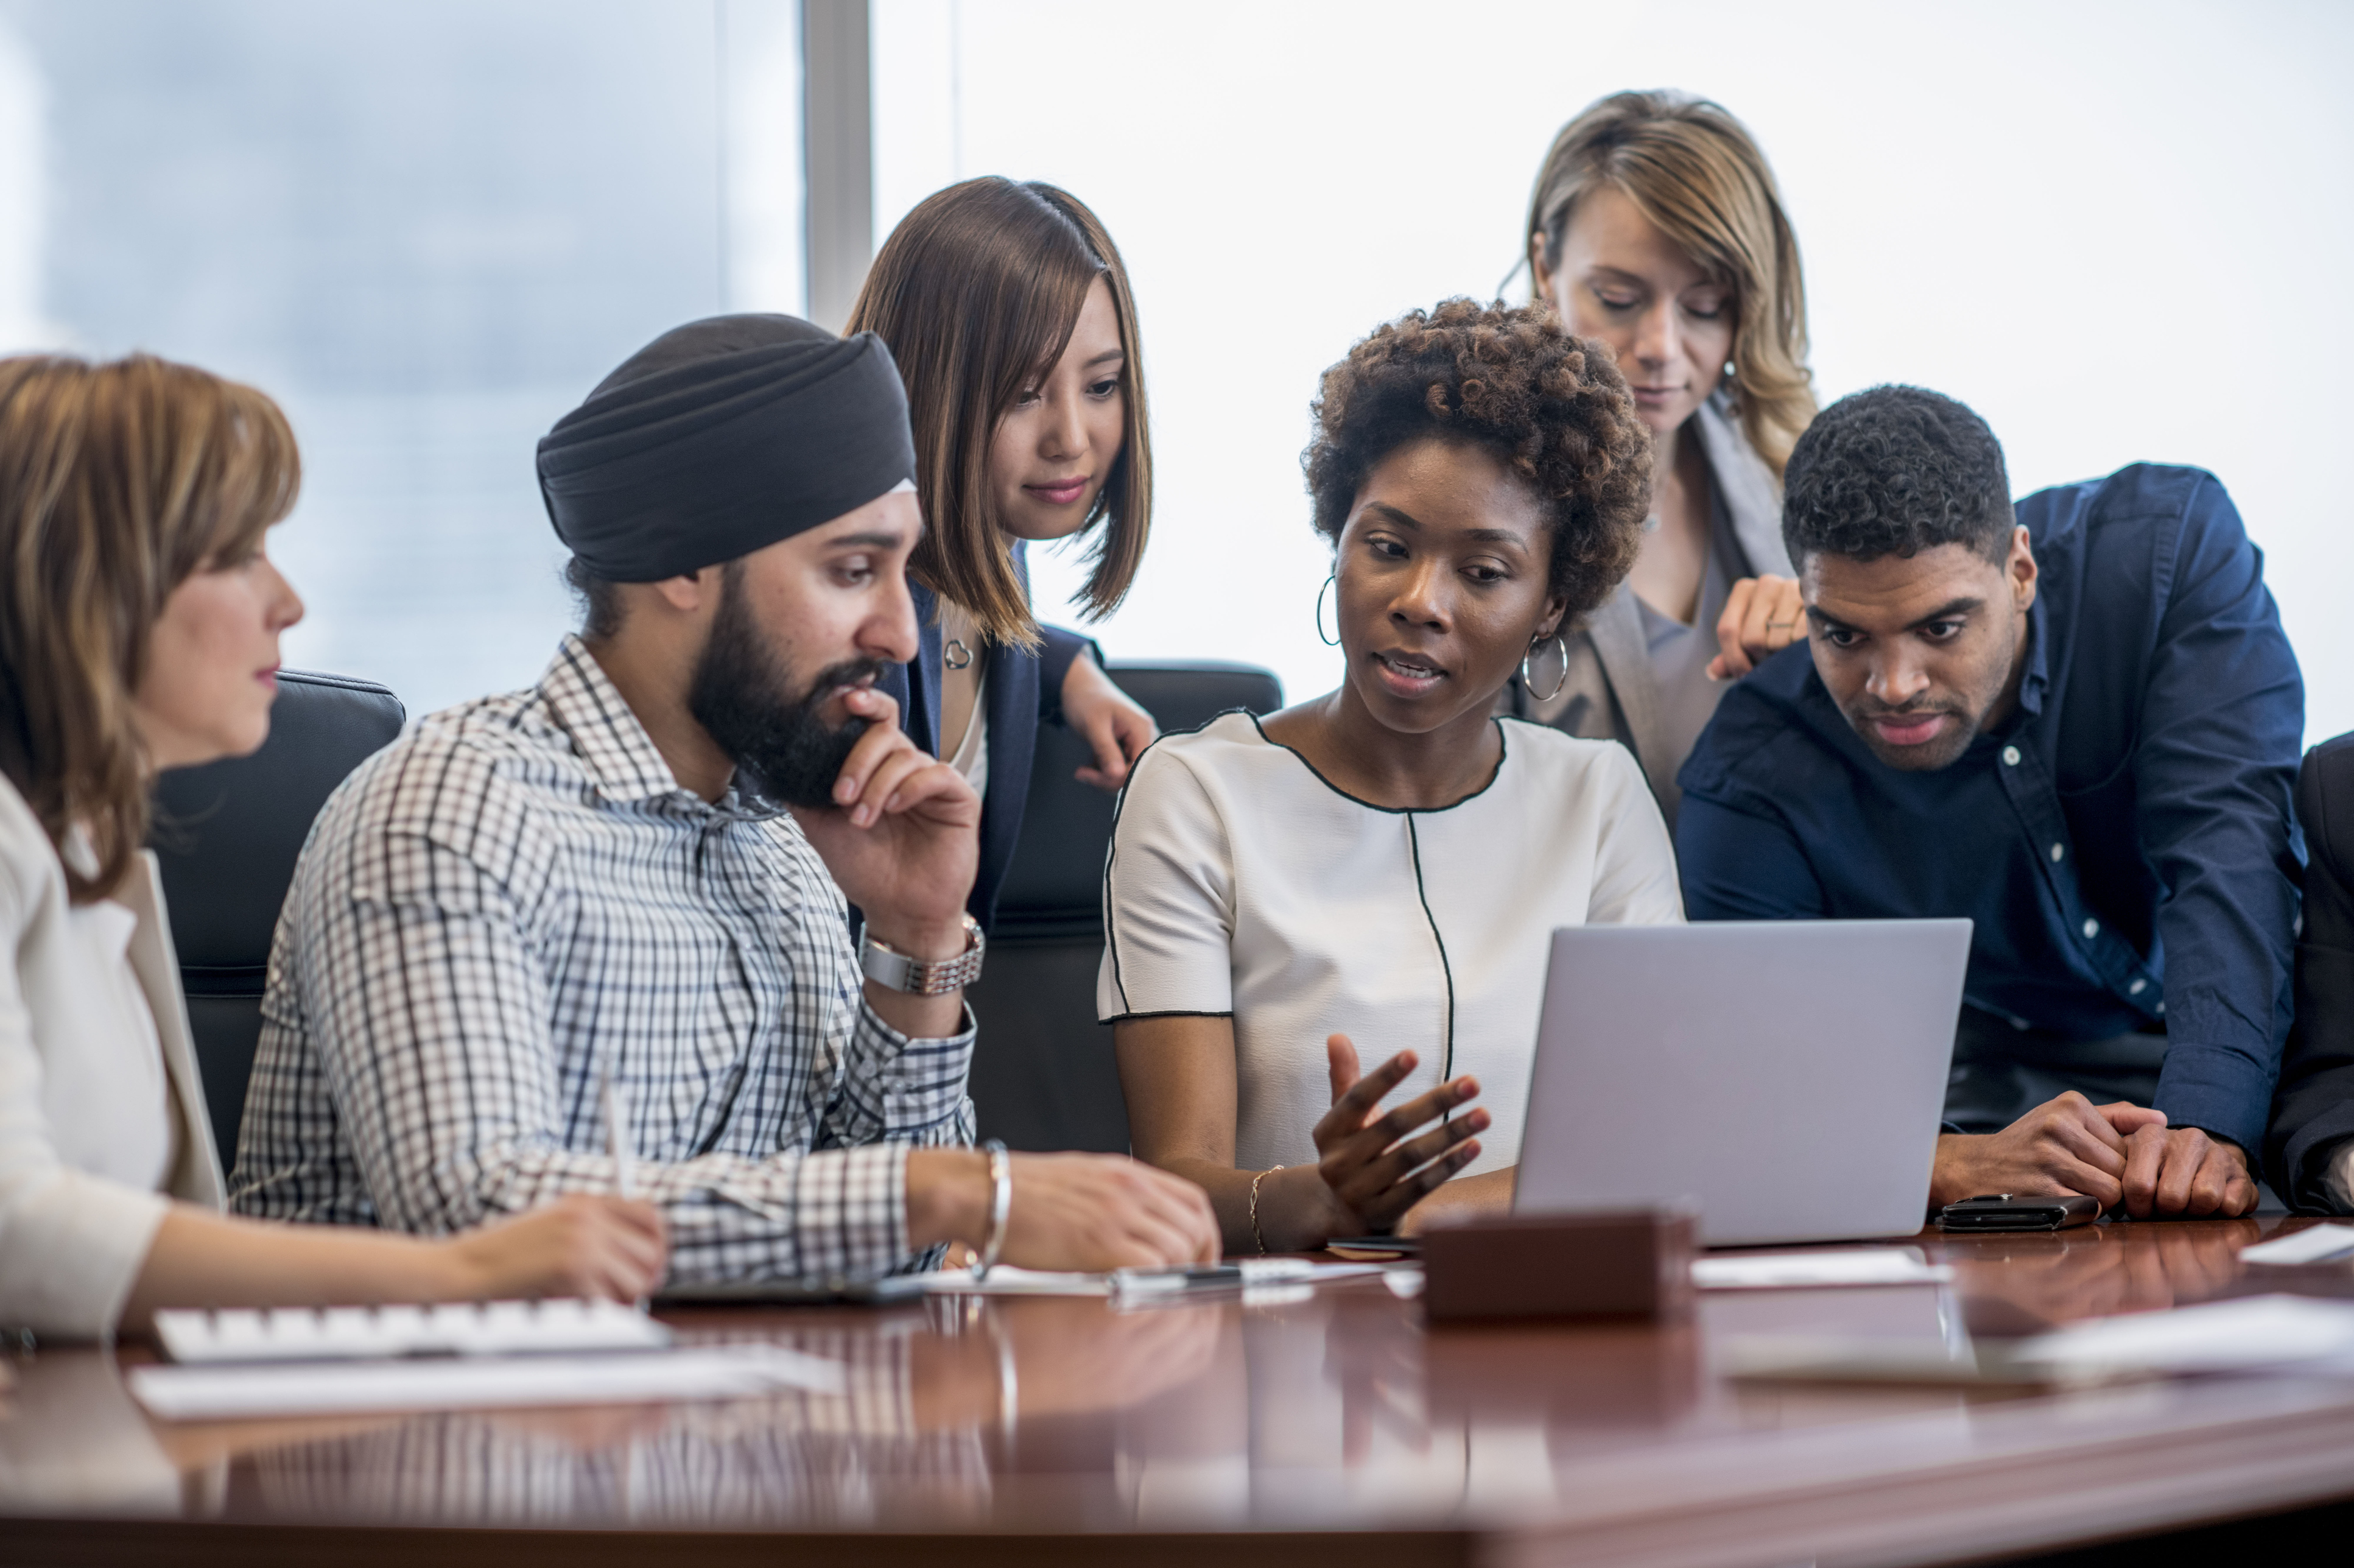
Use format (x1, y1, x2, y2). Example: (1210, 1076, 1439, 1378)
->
(1325, 1236, 1421, 1259)
(1936, 1194, 2101, 1232)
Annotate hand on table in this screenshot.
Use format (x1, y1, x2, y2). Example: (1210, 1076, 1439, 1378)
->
(1706, 574, 1806, 680)
(908, 1148, 1220, 1271)
(2113, 1116, 2259, 1218)
(1310, 1035, 1486, 1236)
(1061, 655, 1157, 791)
(1928, 1091, 2166, 1211)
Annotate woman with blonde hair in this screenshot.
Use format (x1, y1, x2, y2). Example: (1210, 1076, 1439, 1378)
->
(0, 352, 666, 1340)
(846, 177, 1159, 930)
(1520, 90, 1819, 821)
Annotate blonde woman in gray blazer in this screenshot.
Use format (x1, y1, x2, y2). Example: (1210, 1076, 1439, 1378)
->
(1517, 91, 1819, 824)
(0, 353, 667, 1341)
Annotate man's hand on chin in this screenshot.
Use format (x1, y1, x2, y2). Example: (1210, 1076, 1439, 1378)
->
(1928, 1091, 2162, 1211)
(787, 684, 979, 960)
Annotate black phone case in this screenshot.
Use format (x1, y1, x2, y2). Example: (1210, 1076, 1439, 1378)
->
(1936, 1194, 2101, 1232)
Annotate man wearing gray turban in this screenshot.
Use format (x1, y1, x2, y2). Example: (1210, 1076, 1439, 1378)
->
(234, 315, 1217, 1282)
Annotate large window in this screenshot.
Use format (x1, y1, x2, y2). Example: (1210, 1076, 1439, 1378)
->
(4, 2, 2351, 744)
(876, 0, 2354, 745)
(0, 0, 801, 718)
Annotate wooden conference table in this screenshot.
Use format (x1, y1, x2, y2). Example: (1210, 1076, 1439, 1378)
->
(8, 1218, 2354, 1567)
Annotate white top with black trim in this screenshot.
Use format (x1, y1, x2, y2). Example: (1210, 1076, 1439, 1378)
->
(231, 636, 975, 1285)
(1098, 712, 1683, 1175)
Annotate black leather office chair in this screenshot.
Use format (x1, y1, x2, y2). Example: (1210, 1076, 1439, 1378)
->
(966, 660, 1283, 1152)
(149, 670, 405, 1162)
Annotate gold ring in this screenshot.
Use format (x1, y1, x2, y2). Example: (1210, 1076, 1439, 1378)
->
(1765, 620, 1797, 631)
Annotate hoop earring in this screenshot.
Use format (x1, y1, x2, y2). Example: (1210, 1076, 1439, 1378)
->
(1315, 575, 1340, 647)
(1522, 632, 1570, 703)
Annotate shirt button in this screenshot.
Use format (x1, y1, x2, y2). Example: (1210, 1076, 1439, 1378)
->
(2001, 745, 2022, 766)
(2050, 843, 2065, 862)
(2082, 918, 2099, 939)
(2156, 1002, 2166, 1015)
(2129, 978, 2148, 995)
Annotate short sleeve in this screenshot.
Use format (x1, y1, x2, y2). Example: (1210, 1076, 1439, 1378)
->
(1097, 740, 1238, 1021)
(1583, 745, 1685, 927)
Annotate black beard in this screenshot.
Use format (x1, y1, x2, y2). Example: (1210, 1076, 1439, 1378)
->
(686, 572, 885, 809)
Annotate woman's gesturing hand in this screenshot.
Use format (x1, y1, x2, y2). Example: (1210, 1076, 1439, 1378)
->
(1313, 1035, 1486, 1234)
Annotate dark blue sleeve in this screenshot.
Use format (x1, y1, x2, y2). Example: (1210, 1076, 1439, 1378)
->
(1037, 623, 1102, 725)
(1674, 792, 1829, 920)
(2135, 476, 2304, 1155)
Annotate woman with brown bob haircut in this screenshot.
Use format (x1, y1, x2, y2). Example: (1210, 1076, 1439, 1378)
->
(848, 177, 1159, 931)
(1519, 90, 1819, 823)
(0, 353, 666, 1340)
(1103, 303, 1683, 1253)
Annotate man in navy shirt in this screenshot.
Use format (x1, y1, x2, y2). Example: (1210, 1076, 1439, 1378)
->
(1676, 386, 2301, 1220)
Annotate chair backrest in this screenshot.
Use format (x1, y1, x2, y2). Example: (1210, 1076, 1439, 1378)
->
(149, 670, 405, 1161)
(967, 659, 1282, 1151)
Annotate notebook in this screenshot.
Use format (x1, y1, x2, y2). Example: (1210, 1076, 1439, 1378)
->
(153, 1298, 670, 1365)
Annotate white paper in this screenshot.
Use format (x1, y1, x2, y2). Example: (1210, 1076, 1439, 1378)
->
(154, 1298, 669, 1365)
(2238, 1224, 2354, 1267)
(128, 1345, 843, 1422)
(2011, 1293, 2354, 1374)
(914, 1260, 1389, 1298)
(1692, 1248, 1952, 1290)
(915, 1265, 1111, 1296)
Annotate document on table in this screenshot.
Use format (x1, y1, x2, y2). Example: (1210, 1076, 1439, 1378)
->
(2009, 1293, 2354, 1376)
(2239, 1224, 2354, 1266)
(128, 1345, 845, 1423)
(1692, 1248, 1952, 1290)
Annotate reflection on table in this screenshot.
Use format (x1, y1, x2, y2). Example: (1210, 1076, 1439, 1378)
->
(4, 1218, 2352, 1555)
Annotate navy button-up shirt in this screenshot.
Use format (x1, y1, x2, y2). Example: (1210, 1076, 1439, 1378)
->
(1674, 464, 2303, 1155)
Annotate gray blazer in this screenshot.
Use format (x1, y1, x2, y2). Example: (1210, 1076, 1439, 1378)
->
(1515, 392, 1790, 826)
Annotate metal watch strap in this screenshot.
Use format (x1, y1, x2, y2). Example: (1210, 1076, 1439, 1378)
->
(859, 914, 985, 994)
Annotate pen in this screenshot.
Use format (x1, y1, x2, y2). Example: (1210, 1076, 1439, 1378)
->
(1111, 1259, 1316, 1296)
(602, 1078, 637, 1200)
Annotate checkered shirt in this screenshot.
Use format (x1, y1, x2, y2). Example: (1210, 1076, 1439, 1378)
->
(230, 636, 975, 1284)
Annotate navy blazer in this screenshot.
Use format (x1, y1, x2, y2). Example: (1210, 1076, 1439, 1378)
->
(878, 544, 1095, 932)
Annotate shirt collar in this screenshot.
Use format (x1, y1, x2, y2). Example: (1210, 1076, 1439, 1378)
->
(2014, 589, 2052, 719)
(538, 634, 781, 817)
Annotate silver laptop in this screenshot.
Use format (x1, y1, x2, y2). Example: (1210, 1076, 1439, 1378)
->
(1515, 919, 1972, 1246)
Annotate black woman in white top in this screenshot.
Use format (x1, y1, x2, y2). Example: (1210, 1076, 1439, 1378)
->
(1101, 302, 1683, 1255)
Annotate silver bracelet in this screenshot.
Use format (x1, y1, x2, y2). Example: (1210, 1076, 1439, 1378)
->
(971, 1139, 1013, 1281)
(1248, 1165, 1285, 1255)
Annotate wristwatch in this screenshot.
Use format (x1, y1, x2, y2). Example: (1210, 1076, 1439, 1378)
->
(859, 914, 986, 994)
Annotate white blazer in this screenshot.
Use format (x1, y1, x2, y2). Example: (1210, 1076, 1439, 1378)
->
(0, 773, 223, 1338)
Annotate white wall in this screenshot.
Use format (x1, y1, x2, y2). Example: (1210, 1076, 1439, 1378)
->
(874, 0, 2354, 745)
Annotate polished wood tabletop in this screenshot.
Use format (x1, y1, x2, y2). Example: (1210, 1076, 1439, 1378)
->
(9, 1217, 2354, 1567)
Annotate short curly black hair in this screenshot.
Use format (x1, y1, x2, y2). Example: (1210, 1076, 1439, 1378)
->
(1782, 385, 2014, 566)
(1302, 299, 1651, 619)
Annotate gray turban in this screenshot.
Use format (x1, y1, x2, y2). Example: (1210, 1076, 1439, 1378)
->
(536, 313, 918, 583)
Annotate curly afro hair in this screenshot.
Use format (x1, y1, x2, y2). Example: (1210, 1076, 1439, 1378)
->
(1782, 385, 2014, 566)
(1302, 299, 1651, 621)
